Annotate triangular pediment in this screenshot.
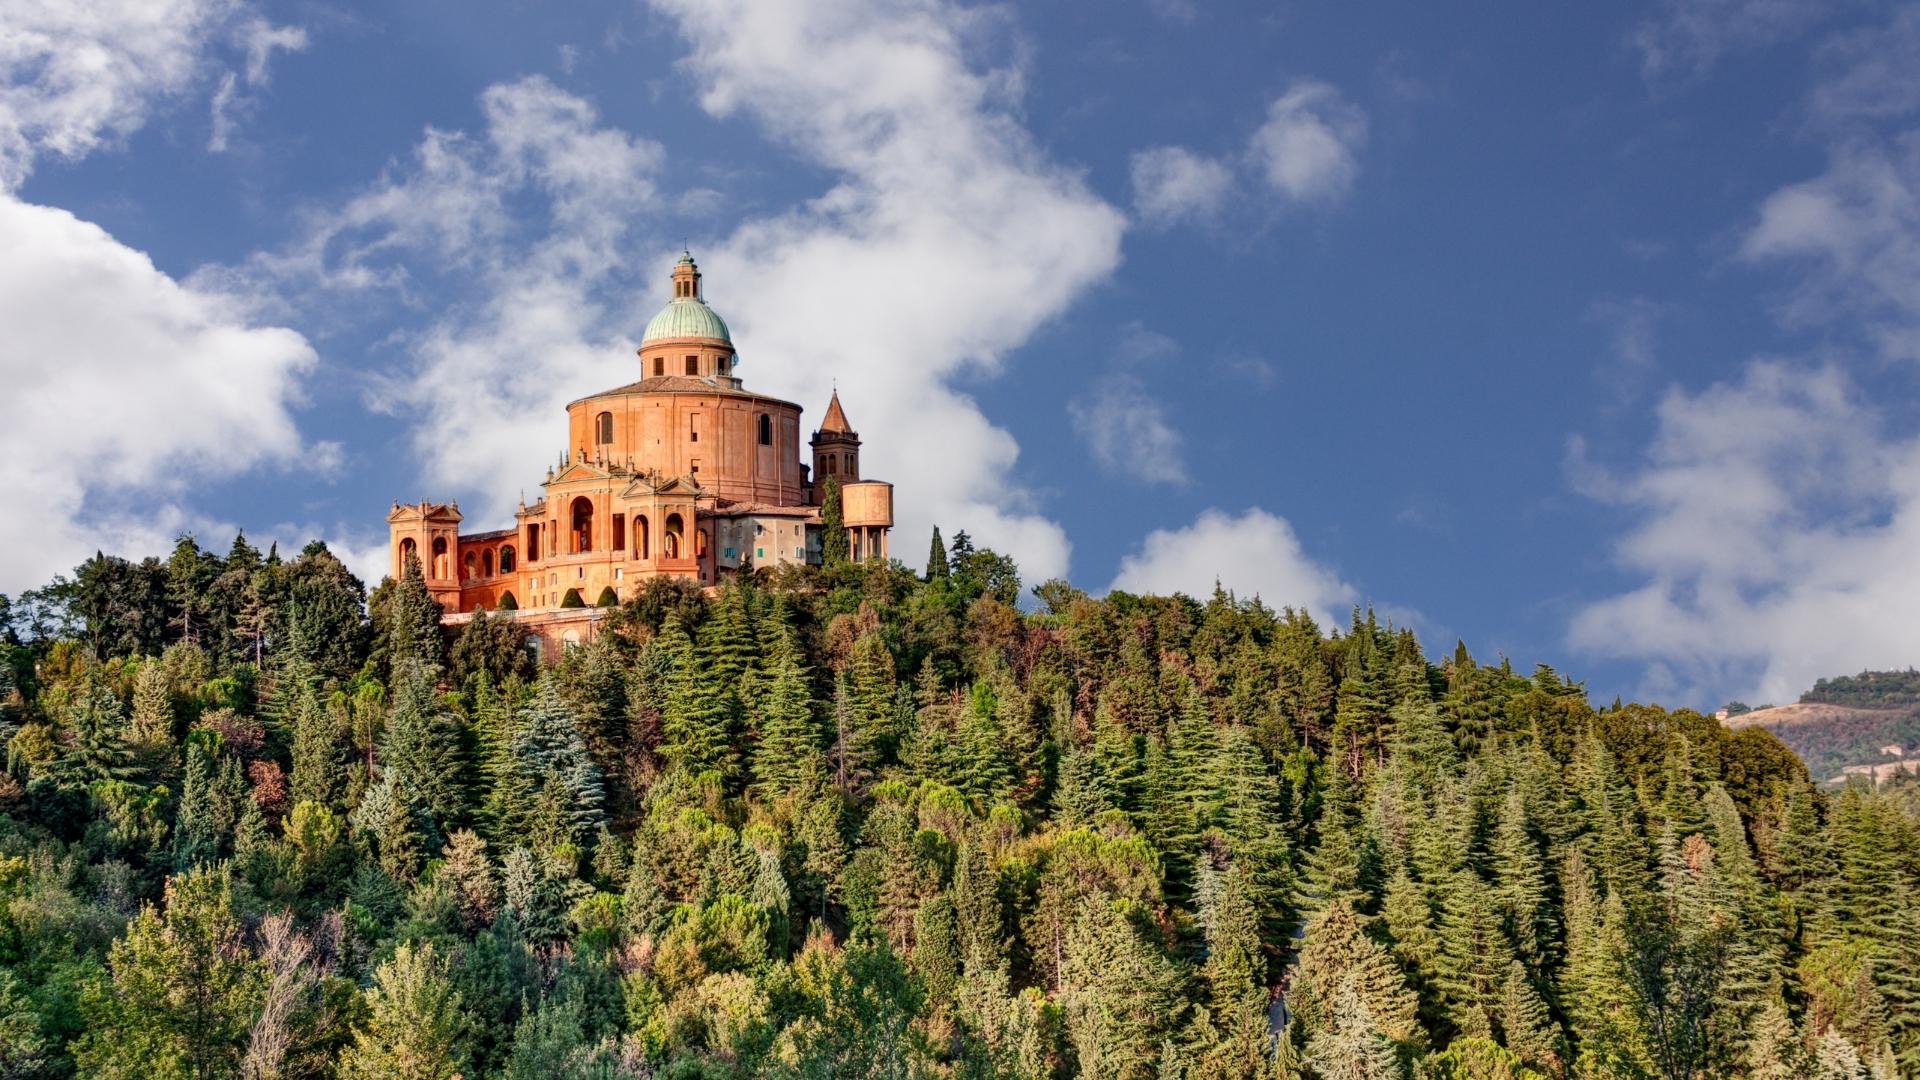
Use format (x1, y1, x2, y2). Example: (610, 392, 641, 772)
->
(619, 472, 703, 498)
(549, 460, 615, 485)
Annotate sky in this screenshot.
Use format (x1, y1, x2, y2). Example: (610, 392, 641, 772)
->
(5, 0, 1920, 711)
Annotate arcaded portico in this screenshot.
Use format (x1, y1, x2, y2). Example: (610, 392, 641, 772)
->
(388, 252, 895, 643)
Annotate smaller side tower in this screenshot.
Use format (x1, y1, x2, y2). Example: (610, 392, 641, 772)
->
(810, 389, 861, 488)
(386, 501, 463, 609)
(811, 391, 893, 561)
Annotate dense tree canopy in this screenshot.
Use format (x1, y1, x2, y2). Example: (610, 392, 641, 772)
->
(0, 529, 1905, 1079)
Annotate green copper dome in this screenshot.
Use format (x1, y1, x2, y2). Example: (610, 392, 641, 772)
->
(642, 250, 731, 343)
(641, 298, 731, 343)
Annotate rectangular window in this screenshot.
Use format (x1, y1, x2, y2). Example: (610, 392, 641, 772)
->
(689, 415, 699, 443)
(612, 513, 626, 551)
(614, 568, 623, 580)
(724, 547, 736, 560)
(691, 459, 700, 474)
(653, 357, 664, 376)
(577, 568, 584, 579)
(756, 547, 764, 559)
(685, 355, 697, 375)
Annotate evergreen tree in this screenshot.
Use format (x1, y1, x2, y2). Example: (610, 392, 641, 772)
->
(388, 551, 445, 671)
(48, 665, 138, 790)
(751, 627, 824, 801)
(1306, 976, 1406, 1080)
(381, 659, 468, 831)
(820, 477, 849, 567)
(172, 746, 220, 870)
(1291, 900, 1421, 1048)
(658, 613, 738, 782)
(506, 677, 606, 848)
(926, 527, 950, 581)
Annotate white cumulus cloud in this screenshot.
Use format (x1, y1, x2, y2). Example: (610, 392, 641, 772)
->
(1129, 145, 1233, 227)
(1249, 79, 1367, 207)
(1569, 360, 1920, 705)
(649, 0, 1127, 581)
(1109, 507, 1354, 623)
(0, 197, 319, 593)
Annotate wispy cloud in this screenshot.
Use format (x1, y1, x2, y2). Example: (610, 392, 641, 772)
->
(1129, 145, 1234, 227)
(1249, 79, 1368, 207)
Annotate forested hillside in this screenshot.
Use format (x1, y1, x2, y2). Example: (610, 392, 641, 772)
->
(0, 531, 1913, 1079)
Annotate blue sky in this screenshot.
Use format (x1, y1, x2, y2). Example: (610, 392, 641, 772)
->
(6, 0, 1920, 709)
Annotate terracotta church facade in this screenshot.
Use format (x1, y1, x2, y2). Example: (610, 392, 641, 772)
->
(386, 253, 894, 648)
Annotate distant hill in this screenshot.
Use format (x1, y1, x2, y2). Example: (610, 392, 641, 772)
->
(1726, 670, 1920, 783)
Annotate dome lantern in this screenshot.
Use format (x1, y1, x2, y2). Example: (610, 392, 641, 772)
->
(641, 250, 732, 345)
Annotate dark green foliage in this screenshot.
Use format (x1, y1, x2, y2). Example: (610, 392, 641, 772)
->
(925, 526, 950, 581)
(559, 588, 585, 609)
(820, 476, 849, 568)
(388, 550, 446, 670)
(7, 532, 1920, 1079)
(451, 606, 535, 688)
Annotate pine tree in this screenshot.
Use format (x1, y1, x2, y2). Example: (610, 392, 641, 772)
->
(1291, 900, 1421, 1047)
(172, 746, 220, 870)
(352, 770, 430, 880)
(440, 828, 500, 932)
(388, 551, 445, 671)
(49, 666, 138, 790)
(752, 627, 824, 801)
(1560, 852, 1655, 1078)
(287, 665, 342, 810)
(128, 660, 174, 749)
(847, 631, 899, 765)
(1493, 785, 1553, 974)
(507, 677, 606, 848)
(1498, 959, 1562, 1075)
(658, 613, 738, 781)
(1306, 976, 1406, 1080)
(381, 659, 468, 831)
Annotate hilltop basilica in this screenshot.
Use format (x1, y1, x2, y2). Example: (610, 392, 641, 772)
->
(385, 252, 894, 649)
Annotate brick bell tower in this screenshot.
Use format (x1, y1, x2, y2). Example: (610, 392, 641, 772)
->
(810, 388, 860, 492)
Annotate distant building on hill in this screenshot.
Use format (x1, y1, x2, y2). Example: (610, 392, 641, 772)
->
(386, 252, 894, 653)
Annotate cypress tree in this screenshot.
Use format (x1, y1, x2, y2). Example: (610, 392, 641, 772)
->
(820, 476, 848, 567)
(926, 526, 949, 581)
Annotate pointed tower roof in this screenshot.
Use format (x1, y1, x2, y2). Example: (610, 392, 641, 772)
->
(820, 389, 853, 433)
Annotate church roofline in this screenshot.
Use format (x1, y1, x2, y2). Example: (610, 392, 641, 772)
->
(567, 375, 803, 412)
